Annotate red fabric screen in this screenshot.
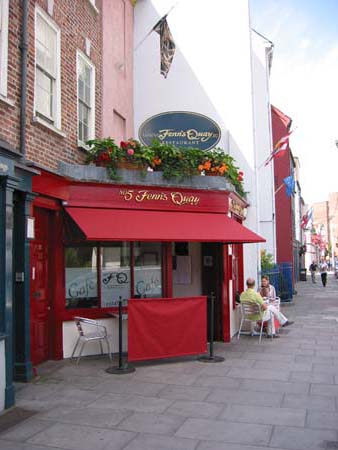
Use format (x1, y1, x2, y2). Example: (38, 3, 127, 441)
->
(128, 296, 207, 361)
(65, 207, 265, 243)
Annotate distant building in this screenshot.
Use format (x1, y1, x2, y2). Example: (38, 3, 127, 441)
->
(311, 192, 338, 265)
(271, 106, 294, 266)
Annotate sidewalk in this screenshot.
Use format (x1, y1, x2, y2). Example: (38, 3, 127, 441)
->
(1, 275, 338, 450)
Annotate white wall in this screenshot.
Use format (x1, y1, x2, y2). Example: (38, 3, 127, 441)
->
(135, 0, 260, 272)
(251, 31, 276, 261)
(134, 0, 275, 337)
(0, 340, 5, 411)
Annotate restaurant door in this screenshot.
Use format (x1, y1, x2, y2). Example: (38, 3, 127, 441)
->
(201, 243, 224, 341)
(30, 208, 52, 365)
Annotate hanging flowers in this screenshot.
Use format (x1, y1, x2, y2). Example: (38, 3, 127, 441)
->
(85, 138, 246, 198)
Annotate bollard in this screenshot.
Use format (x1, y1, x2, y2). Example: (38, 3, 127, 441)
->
(198, 292, 225, 363)
(106, 297, 135, 374)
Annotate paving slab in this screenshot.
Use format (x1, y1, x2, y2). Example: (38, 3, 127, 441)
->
(0, 418, 54, 442)
(220, 403, 306, 427)
(269, 425, 337, 450)
(175, 417, 272, 446)
(306, 411, 338, 430)
(288, 371, 335, 384)
(240, 378, 310, 394)
(117, 412, 185, 435)
(122, 433, 198, 450)
(193, 374, 242, 389)
(0, 441, 62, 450)
(97, 379, 167, 396)
(310, 383, 338, 397)
(157, 385, 211, 401)
(27, 423, 135, 450)
(227, 367, 291, 381)
(206, 387, 283, 407)
(39, 406, 131, 428)
(196, 442, 286, 450)
(88, 393, 173, 413)
(165, 399, 223, 418)
(251, 360, 313, 372)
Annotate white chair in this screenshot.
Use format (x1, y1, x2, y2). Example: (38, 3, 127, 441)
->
(237, 301, 270, 343)
(71, 317, 112, 364)
(271, 296, 281, 309)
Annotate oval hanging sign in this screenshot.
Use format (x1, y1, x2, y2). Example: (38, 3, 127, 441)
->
(138, 111, 221, 151)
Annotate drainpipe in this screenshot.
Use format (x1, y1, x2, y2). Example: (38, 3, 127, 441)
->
(19, 0, 29, 158)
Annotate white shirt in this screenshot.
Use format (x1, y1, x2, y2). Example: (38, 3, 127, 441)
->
(319, 262, 328, 273)
(259, 284, 276, 299)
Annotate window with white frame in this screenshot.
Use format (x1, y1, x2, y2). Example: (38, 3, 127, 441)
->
(77, 51, 95, 144)
(35, 7, 61, 127)
(0, 0, 9, 97)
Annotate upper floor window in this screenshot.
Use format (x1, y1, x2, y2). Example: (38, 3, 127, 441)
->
(0, 0, 9, 97)
(77, 51, 95, 145)
(35, 7, 61, 127)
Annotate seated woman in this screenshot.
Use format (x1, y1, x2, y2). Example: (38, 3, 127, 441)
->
(259, 275, 277, 299)
(258, 275, 293, 329)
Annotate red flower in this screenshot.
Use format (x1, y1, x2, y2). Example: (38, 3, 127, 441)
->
(120, 141, 129, 150)
(98, 151, 110, 162)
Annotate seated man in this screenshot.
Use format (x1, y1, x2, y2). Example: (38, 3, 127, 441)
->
(241, 278, 292, 338)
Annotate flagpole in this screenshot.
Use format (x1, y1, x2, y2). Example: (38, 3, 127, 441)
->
(274, 183, 284, 195)
(134, 1, 180, 52)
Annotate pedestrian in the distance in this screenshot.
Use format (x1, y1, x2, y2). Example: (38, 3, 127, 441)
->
(309, 261, 317, 283)
(319, 259, 328, 287)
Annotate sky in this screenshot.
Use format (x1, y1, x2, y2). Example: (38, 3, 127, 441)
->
(250, 0, 338, 205)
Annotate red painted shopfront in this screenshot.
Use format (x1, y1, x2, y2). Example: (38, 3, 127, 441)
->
(30, 170, 263, 364)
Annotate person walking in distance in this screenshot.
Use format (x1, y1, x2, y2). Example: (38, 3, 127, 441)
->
(319, 259, 328, 287)
(309, 261, 318, 283)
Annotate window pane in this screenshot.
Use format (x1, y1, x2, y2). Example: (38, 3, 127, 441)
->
(65, 247, 98, 309)
(134, 243, 162, 298)
(101, 244, 131, 307)
(36, 68, 53, 118)
(36, 14, 57, 76)
(78, 101, 89, 142)
(78, 59, 91, 106)
(78, 75, 84, 102)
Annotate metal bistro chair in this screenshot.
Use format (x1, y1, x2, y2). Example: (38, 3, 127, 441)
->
(238, 301, 270, 344)
(266, 296, 281, 334)
(71, 317, 112, 364)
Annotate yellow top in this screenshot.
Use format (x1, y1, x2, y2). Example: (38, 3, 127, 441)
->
(240, 288, 264, 321)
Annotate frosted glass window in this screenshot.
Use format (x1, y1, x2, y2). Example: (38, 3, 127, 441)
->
(65, 247, 98, 309)
(101, 244, 130, 307)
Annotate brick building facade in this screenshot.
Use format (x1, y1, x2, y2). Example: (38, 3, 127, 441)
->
(0, 0, 134, 410)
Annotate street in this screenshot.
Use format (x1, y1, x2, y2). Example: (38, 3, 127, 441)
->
(1, 275, 338, 450)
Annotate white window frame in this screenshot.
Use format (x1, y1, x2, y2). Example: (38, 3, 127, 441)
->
(77, 50, 95, 147)
(34, 6, 61, 129)
(0, 0, 9, 98)
(87, 0, 99, 14)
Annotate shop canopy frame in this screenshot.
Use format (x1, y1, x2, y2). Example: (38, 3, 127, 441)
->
(65, 207, 265, 243)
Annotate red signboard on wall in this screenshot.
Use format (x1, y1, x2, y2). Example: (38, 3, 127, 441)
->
(67, 184, 229, 213)
(128, 296, 207, 361)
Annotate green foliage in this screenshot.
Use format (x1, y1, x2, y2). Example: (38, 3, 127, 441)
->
(261, 249, 275, 272)
(85, 138, 246, 198)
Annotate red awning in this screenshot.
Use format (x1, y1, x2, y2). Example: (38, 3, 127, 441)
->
(65, 207, 265, 243)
